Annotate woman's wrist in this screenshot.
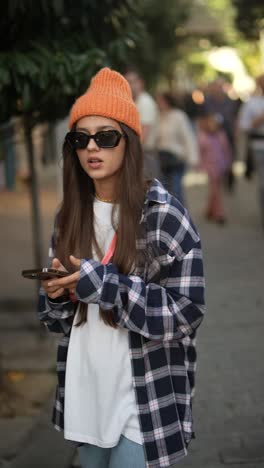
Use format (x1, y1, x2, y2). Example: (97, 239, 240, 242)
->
(47, 292, 70, 303)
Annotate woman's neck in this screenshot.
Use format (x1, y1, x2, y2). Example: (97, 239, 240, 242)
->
(94, 180, 116, 203)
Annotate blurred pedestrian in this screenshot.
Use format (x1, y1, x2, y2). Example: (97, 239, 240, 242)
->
(124, 67, 160, 179)
(238, 73, 264, 230)
(205, 78, 239, 192)
(156, 92, 198, 205)
(37, 68, 205, 468)
(197, 108, 232, 224)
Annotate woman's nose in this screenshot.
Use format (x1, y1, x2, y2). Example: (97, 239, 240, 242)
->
(86, 136, 99, 150)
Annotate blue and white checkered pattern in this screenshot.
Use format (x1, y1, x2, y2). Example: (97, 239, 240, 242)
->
(38, 179, 205, 468)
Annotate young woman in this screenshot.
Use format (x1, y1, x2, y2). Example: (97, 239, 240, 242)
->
(156, 92, 198, 205)
(38, 68, 205, 468)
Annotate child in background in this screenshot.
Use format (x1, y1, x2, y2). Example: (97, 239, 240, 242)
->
(197, 109, 232, 224)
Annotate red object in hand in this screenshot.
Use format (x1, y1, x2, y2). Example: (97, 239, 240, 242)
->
(69, 291, 78, 303)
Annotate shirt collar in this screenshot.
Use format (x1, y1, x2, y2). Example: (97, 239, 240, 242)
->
(145, 178, 169, 205)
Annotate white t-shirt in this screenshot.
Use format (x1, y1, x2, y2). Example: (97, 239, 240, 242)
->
(64, 199, 142, 447)
(136, 91, 158, 150)
(157, 109, 198, 165)
(238, 96, 264, 151)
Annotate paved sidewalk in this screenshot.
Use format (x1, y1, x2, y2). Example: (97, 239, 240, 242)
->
(0, 168, 263, 467)
(181, 176, 264, 468)
(0, 169, 76, 468)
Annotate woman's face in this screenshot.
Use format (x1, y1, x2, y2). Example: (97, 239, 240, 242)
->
(156, 95, 168, 112)
(75, 115, 126, 184)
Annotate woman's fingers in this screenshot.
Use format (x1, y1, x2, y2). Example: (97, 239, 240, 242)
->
(69, 255, 81, 268)
(41, 281, 56, 294)
(52, 258, 61, 270)
(47, 271, 80, 289)
(64, 282, 78, 290)
(51, 258, 67, 272)
(41, 279, 66, 295)
(41, 279, 50, 289)
(47, 288, 65, 299)
(46, 285, 65, 294)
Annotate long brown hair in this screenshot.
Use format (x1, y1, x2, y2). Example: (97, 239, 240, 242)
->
(54, 123, 147, 327)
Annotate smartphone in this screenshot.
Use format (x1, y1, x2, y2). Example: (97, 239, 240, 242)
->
(22, 268, 70, 280)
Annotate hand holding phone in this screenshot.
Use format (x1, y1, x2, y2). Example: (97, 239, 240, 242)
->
(22, 258, 69, 300)
(43, 258, 69, 299)
(22, 257, 81, 300)
(43, 256, 81, 300)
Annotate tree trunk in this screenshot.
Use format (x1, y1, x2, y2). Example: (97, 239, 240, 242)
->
(23, 116, 43, 306)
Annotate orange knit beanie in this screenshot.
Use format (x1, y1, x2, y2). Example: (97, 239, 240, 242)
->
(69, 67, 142, 137)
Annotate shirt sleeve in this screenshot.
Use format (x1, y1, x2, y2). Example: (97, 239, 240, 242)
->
(137, 94, 157, 125)
(177, 112, 199, 165)
(238, 101, 253, 131)
(37, 233, 75, 334)
(75, 207, 205, 341)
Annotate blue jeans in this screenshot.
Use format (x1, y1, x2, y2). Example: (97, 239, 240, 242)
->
(78, 435, 146, 468)
(162, 167, 185, 205)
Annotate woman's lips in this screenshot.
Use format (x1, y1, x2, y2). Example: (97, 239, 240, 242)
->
(87, 158, 103, 169)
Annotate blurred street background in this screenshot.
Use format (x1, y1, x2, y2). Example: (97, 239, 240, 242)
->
(0, 1, 264, 467)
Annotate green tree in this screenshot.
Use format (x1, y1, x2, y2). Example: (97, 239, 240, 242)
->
(0, 0, 195, 279)
(164, 0, 235, 86)
(233, 0, 264, 40)
(0, 0, 147, 394)
(168, 0, 262, 86)
(124, 0, 193, 87)
(0, 0, 143, 282)
(0, 0, 142, 122)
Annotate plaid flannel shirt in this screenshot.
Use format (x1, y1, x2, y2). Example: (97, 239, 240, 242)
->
(38, 179, 205, 468)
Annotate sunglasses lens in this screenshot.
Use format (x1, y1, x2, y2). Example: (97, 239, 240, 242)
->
(95, 131, 120, 148)
(66, 130, 123, 150)
(67, 132, 89, 149)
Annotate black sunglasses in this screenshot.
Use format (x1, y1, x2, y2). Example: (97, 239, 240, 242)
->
(65, 130, 125, 150)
